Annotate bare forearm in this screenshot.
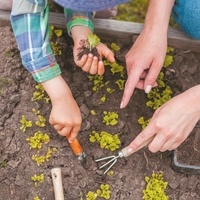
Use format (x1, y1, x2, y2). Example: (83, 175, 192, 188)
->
(41, 75, 73, 104)
(144, 0, 175, 33)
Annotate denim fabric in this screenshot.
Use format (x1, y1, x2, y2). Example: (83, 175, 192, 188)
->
(53, 0, 129, 12)
(172, 0, 200, 39)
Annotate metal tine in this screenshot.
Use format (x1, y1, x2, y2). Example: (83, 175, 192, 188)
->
(95, 154, 120, 174)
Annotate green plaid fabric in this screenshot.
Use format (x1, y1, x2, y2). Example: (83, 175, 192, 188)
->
(10, 0, 93, 82)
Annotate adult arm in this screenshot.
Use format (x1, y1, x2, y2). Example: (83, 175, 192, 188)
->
(128, 85, 200, 153)
(121, 0, 175, 108)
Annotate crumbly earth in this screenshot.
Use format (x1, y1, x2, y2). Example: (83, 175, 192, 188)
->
(1, 19, 200, 200)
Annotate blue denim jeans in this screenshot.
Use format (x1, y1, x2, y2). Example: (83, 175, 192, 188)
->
(172, 0, 200, 39)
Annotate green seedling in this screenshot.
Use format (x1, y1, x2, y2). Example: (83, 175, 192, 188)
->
(87, 33, 101, 51)
(100, 95, 106, 103)
(20, 115, 33, 133)
(89, 131, 121, 151)
(33, 195, 40, 200)
(143, 172, 168, 200)
(31, 174, 44, 187)
(26, 131, 50, 150)
(110, 42, 120, 51)
(86, 184, 111, 200)
(103, 111, 118, 126)
(32, 147, 57, 166)
(32, 83, 50, 103)
(138, 116, 151, 130)
(88, 74, 106, 92)
(32, 108, 46, 127)
(115, 79, 126, 90)
(90, 110, 97, 115)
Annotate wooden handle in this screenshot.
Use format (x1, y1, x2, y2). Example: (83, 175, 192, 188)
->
(66, 137, 83, 156)
(51, 168, 65, 200)
(121, 136, 154, 157)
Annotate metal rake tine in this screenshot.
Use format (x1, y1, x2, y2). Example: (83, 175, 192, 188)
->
(103, 158, 118, 174)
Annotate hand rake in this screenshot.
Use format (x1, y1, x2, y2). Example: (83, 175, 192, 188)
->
(95, 136, 154, 174)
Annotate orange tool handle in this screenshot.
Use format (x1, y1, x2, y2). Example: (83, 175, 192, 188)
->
(66, 136, 83, 156)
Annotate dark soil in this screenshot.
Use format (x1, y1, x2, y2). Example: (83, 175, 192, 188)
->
(1, 18, 200, 200)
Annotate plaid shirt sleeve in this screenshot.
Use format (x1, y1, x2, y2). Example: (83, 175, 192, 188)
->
(64, 8, 94, 36)
(10, 0, 61, 83)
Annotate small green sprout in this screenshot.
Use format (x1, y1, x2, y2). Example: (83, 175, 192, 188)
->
(96, 184, 111, 200)
(51, 42, 62, 55)
(86, 191, 98, 200)
(88, 74, 105, 92)
(32, 148, 57, 166)
(89, 131, 121, 151)
(33, 196, 40, 200)
(115, 79, 126, 90)
(107, 170, 114, 176)
(54, 29, 63, 37)
(103, 111, 118, 126)
(87, 33, 100, 51)
(138, 117, 151, 130)
(163, 54, 173, 68)
(106, 87, 115, 94)
(110, 43, 120, 51)
(100, 95, 106, 103)
(20, 115, 32, 133)
(32, 84, 50, 103)
(110, 62, 124, 75)
(26, 131, 50, 150)
(146, 72, 172, 110)
(32, 108, 46, 127)
(31, 174, 44, 187)
(90, 110, 97, 115)
(86, 184, 111, 200)
(143, 172, 168, 200)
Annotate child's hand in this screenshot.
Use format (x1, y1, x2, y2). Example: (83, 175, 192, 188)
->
(71, 26, 115, 75)
(74, 42, 115, 75)
(41, 76, 82, 142)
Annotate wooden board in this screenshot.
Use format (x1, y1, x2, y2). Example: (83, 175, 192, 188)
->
(1, 10, 200, 52)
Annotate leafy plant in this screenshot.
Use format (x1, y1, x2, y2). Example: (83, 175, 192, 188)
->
(86, 184, 111, 200)
(102, 111, 118, 126)
(19, 115, 33, 133)
(89, 131, 121, 151)
(115, 79, 126, 90)
(87, 33, 101, 51)
(32, 84, 50, 103)
(33, 196, 40, 200)
(138, 117, 151, 130)
(26, 131, 50, 150)
(31, 174, 44, 187)
(143, 172, 168, 200)
(32, 147, 57, 166)
(32, 108, 46, 127)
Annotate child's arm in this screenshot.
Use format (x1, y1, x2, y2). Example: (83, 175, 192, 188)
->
(10, 0, 81, 141)
(65, 9, 115, 75)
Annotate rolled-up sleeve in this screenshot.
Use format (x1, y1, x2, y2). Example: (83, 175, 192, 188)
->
(64, 8, 94, 36)
(10, 0, 61, 83)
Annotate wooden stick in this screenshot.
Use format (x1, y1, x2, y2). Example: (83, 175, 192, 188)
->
(51, 168, 65, 200)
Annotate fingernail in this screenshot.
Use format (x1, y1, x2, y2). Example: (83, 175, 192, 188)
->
(145, 85, 152, 93)
(120, 101, 124, 109)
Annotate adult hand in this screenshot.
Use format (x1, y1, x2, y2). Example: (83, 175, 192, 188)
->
(120, 27, 167, 108)
(73, 42, 115, 75)
(127, 86, 200, 153)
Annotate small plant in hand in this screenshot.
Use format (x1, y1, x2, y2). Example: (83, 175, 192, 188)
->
(77, 33, 101, 60)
